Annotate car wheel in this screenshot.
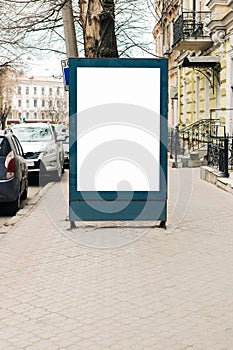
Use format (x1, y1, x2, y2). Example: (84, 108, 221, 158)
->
(8, 196, 21, 216)
(39, 162, 49, 186)
(21, 181, 28, 200)
(52, 161, 62, 182)
(21, 186, 28, 201)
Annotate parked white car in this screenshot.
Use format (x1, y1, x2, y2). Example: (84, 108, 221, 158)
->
(12, 123, 65, 181)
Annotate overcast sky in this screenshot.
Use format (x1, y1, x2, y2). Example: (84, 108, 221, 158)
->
(27, 3, 155, 77)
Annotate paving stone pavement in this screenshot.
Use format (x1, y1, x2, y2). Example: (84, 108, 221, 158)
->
(0, 168, 233, 350)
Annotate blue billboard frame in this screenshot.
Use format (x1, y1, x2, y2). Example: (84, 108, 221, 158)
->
(69, 58, 168, 222)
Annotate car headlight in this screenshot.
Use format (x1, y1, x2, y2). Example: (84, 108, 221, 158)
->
(41, 146, 56, 156)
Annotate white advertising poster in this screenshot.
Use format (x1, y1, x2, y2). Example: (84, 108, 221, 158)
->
(76, 67, 161, 192)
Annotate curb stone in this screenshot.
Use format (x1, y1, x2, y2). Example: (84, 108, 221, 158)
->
(200, 166, 233, 195)
(1, 181, 55, 234)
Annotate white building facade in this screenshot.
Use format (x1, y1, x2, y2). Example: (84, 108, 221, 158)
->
(8, 74, 68, 125)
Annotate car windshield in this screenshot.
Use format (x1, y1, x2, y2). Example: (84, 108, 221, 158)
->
(12, 126, 52, 142)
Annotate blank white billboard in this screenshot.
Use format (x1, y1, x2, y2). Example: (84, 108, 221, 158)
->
(76, 67, 161, 192)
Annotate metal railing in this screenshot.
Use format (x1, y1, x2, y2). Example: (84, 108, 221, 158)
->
(173, 11, 211, 46)
(208, 137, 233, 176)
(168, 119, 232, 177)
(168, 119, 223, 156)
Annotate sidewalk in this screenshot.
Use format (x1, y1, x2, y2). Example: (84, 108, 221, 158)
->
(201, 166, 233, 195)
(0, 168, 233, 350)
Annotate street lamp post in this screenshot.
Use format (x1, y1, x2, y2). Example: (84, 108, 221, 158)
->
(62, 0, 78, 58)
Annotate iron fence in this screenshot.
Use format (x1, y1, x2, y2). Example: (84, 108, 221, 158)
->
(168, 119, 223, 157)
(208, 137, 233, 175)
(168, 119, 233, 177)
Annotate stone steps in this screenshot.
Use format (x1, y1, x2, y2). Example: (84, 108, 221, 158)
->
(169, 146, 208, 168)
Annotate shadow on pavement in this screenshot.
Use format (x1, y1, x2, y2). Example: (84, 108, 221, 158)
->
(28, 174, 51, 187)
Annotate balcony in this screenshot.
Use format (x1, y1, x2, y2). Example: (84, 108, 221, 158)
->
(173, 11, 212, 51)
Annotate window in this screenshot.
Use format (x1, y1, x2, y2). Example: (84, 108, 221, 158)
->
(18, 100, 22, 107)
(34, 100, 37, 107)
(41, 112, 45, 120)
(57, 87, 60, 95)
(49, 100, 53, 108)
(26, 112, 30, 119)
(8, 114, 12, 120)
(26, 87, 29, 95)
(57, 100, 60, 108)
(26, 100, 30, 108)
(18, 112, 22, 119)
(34, 112, 38, 119)
(183, 80, 187, 124)
(49, 88, 52, 96)
(205, 77, 210, 119)
(157, 34, 161, 56)
(170, 22, 174, 47)
(34, 87, 37, 95)
(17, 86, 21, 95)
(164, 24, 171, 48)
(195, 75, 200, 121)
(42, 100, 45, 107)
(41, 87, 45, 95)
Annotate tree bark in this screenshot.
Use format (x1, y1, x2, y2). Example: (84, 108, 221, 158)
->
(79, 0, 118, 58)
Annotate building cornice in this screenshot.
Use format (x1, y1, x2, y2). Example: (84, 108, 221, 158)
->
(175, 51, 191, 66)
(227, 0, 233, 8)
(206, 0, 228, 9)
(207, 10, 233, 31)
(227, 49, 233, 58)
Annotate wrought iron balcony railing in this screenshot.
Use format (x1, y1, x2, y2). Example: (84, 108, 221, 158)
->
(173, 11, 211, 47)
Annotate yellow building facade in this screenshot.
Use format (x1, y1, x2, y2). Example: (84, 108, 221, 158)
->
(153, 0, 180, 128)
(154, 0, 233, 135)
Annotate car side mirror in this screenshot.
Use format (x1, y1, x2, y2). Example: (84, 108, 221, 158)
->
(56, 134, 65, 142)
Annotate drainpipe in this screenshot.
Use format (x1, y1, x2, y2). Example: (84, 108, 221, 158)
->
(178, 66, 181, 124)
(193, 0, 196, 12)
(192, 69, 195, 123)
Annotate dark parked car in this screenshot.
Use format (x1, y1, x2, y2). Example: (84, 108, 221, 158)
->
(0, 129, 28, 215)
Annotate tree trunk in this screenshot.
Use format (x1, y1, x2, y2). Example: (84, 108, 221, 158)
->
(79, 0, 118, 58)
(0, 105, 11, 130)
(0, 114, 7, 130)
